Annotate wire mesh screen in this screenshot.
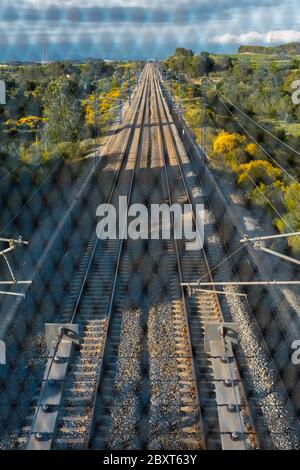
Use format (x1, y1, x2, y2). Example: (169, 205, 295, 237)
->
(0, 0, 299, 453)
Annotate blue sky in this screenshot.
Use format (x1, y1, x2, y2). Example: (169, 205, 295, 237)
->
(0, 0, 300, 61)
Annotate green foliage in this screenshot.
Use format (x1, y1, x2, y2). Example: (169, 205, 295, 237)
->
(43, 76, 84, 145)
(275, 183, 300, 252)
(213, 56, 233, 72)
(165, 47, 299, 251)
(19, 139, 95, 165)
(248, 180, 285, 208)
(175, 48, 194, 57)
(19, 141, 49, 164)
(47, 141, 77, 161)
(238, 42, 300, 55)
(166, 49, 218, 78)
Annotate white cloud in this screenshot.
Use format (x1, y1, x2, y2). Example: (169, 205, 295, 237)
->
(212, 30, 300, 45)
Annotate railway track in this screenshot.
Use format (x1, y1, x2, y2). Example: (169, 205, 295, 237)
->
(91, 66, 203, 450)
(152, 70, 255, 449)
(24, 64, 256, 450)
(23, 65, 150, 450)
(157, 69, 300, 449)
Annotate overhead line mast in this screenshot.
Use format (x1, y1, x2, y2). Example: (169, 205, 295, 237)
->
(0, 237, 32, 298)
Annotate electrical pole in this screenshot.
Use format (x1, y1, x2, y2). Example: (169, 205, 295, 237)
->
(93, 74, 99, 169)
(240, 232, 300, 266)
(201, 75, 206, 153)
(0, 237, 31, 297)
(0, 79, 6, 105)
(118, 76, 122, 124)
(93, 95, 100, 169)
(128, 69, 131, 105)
(178, 76, 182, 123)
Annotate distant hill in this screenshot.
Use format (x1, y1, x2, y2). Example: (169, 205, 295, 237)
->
(238, 42, 300, 55)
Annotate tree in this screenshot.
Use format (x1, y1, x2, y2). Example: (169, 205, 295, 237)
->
(175, 48, 194, 57)
(191, 52, 214, 77)
(43, 76, 83, 145)
(291, 57, 299, 70)
(213, 56, 232, 72)
(248, 180, 285, 209)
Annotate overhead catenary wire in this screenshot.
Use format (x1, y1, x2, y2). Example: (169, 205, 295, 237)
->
(216, 88, 300, 158)
(215, 91, 299, 184)
(0, 158, 62, 233)
(163, 73, 299, 366)
(183, 281, 300, 287)
(175, 109, 297, 282)
(206, 113, 295, 232)
(194, 243, 249, 284)
(162, 71, 300, 387)
(162, 71, 253, 298)
(0, 164, 22, 185)
(195, 114, 298, 290)
(174, 73, 300, 183)
(164, 73, 296, 234)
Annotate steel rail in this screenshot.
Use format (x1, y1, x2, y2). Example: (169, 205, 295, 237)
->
(86, 67, 151, 446)
(151, 66, 206, 449)
(26, 66, 150, 450)
(153, 68, 248, 448)
(70, 68, 149, 324)
(159, 68, 300, 448)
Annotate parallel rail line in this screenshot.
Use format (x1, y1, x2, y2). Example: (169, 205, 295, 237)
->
(24, 65, 256, 450)
(152, 69, 254, 449)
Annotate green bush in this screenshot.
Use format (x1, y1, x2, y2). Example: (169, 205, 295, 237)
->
(248, 180, 285, 209)
(19, 139, 96, 165)
(49, 140, 95, 161)
(275, 182, 300, 252)
(19, 141, 49, 164)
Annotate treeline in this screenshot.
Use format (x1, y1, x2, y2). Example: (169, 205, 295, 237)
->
(218, 61, 300, 176)
(238, 42, 300, 55)
(163, 48, 300, 252)
(164, 48, 232, 77)
(0, 59, 133, 166)
(208, 64, 300, 252)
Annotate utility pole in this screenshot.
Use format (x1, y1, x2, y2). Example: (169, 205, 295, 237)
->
(128, 68, 131, 105)
(240, 232, 300, 266)
(178, 76, 182, 123)
(93, 74, 100, 169)
(0, 237, 31, 297)
(93, 95, 97, 169)
(0, 79, 6, 105)
(201, 75, 207, 153)
(118, 76, 122, 124)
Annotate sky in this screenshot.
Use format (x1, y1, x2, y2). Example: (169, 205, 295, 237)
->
(0, 0, 300, 61)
